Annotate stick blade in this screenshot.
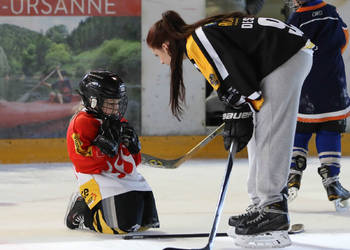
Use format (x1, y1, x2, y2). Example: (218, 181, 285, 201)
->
(141, 153, 179, 169)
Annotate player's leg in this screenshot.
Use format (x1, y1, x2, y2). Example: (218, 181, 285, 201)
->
(140, 191, 160, 229)
(65, 191, 159, 234)
(316, 126, 350, 211)
(288, 131, 312, 202)
(234, 48, 312, 248)
(100, 191, 159, 234)
(227, 130, 260, 236)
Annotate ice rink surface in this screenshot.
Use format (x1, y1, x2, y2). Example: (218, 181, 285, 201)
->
(1, 156, 350, 250)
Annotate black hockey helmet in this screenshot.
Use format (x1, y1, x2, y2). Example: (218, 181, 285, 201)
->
(78, 70, 128, 120)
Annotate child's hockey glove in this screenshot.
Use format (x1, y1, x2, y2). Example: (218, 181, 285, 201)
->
(93, 118, 121, 157)
(120, 122, 141, 154)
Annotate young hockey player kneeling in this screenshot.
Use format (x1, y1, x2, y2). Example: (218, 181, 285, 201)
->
(65, 70, 159, 234)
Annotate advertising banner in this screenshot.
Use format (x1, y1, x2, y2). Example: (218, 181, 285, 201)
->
(0, 0, 141, 139)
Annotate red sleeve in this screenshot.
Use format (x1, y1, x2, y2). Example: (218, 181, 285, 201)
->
(67, 112, 109, 174)
(74, 113, 99, 151)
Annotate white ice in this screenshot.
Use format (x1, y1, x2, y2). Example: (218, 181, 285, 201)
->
(1, 157, 350, 250)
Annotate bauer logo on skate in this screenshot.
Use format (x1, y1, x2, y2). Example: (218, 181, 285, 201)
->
(0, 0, 141, 16)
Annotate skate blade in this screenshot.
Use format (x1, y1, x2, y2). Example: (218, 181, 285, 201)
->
(288, 187, 298, 203)
(234, 230, 292, 249)
(334, 198, 350, 212)
(288, 223, 304, 234)
(227, 226, 236, 238)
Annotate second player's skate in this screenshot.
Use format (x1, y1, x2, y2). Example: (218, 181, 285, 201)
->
(318, 165, 350, 212)
(288, 155, 306, 202)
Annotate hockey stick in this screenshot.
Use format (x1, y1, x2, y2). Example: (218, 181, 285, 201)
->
(123, 233, 227, 240)
(123, 224, 304, 240)
(163, 141, 237, 250)
(141, 123, 224, 169)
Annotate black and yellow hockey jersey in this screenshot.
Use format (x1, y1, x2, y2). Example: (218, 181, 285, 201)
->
(185, 17, 309, 102)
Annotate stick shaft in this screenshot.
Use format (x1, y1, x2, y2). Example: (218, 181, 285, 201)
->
(141, 123, 224, 169)
(123, 233, 227, 240)
(173, 123, 225, 168)
(206, 142, 236, 249)
(161, 142, 237, 250)
(123, 223, 304, 240)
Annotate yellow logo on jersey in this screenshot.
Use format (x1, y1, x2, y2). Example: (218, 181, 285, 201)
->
(209, 74, 219, 87)
(218, 18, 239, 26)
(72, 133, 93, 157)
(80, 178, 102, 209)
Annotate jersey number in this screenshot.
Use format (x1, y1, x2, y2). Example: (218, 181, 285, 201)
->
(257, 17, 304, 37)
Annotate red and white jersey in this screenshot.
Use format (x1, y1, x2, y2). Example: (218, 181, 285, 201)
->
(66, 110, 152, 198)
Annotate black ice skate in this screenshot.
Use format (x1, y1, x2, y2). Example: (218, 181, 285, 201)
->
(227, 204, 259, 238)
(288, 155, 307, 202)
(318, 165, 350, 212)
(234, 198, 291, 248)
(65, 193, 92, 230)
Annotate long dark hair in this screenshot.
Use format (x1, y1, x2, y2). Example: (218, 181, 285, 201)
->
(147, 10, 248, 120)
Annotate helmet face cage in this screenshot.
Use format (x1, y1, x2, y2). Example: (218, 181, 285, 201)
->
(79, 70, 128, 120)
(100, 94, 128, 120)
(284, 0, 310, 10)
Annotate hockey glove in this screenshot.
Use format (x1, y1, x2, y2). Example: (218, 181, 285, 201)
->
(92, 118, 121, 157)
(120, 122, 141, 154)
(222, 103, 254, 152)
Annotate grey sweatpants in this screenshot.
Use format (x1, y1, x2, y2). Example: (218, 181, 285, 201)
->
(247, 48, 313, 207)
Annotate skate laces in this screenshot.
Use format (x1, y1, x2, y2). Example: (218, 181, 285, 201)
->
(289, 169, 302, 175)
(246, 204, 258, 212)
(72, 214, 86, 229)
(69, 196, 87, 229)
(322, 176, 339, 187)
(246, 210, 266, 225)
(246, 203, 288, 225)
(238, 204, 259, 219)
(236, 205, 258, 220)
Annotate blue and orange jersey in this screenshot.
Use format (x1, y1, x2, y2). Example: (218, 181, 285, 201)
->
(288, 0, 350, 123)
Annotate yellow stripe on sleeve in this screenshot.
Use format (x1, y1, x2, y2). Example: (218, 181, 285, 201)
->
(250, 97, 264, 111)
(71, 133, 93, 157)
(186, 35, 221, 90)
